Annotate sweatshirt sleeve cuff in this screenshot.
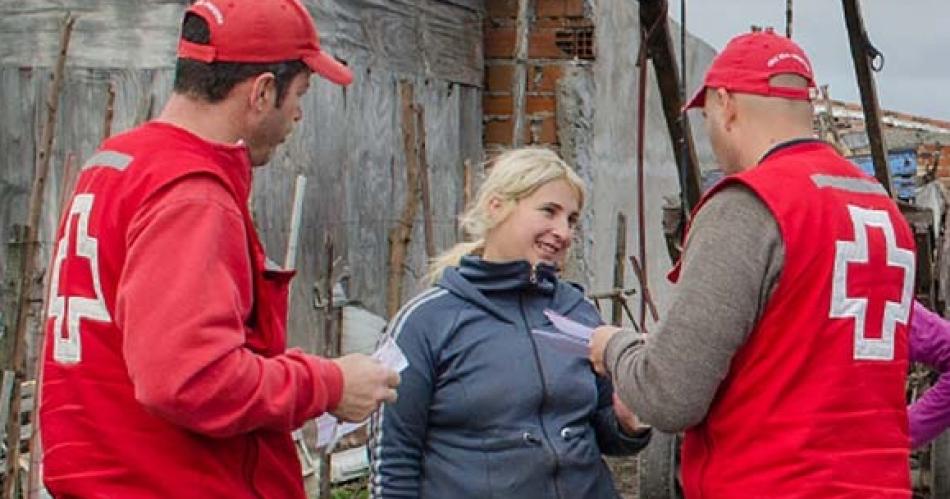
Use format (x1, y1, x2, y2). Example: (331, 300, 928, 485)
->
(616, 419, 653, 444)
(322, 358, 345, 412)
(299, 352, 344, 414)
(603, 329, 643, 379)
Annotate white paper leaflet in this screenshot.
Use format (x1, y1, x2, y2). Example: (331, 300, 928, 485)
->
(543, 309, 595, 341)
(531, 328, 588, 356)
(531, 310, 596, 357)
(315, 335, 408, 450)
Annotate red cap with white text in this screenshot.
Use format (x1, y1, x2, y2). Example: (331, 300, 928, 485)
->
(177, 0, 353, 86)
(683, 28, 815, 110)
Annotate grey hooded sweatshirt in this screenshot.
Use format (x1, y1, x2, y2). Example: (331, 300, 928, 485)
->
(369, 256, 650, 499)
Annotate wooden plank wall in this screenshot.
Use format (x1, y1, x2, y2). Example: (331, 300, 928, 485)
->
(0, 0, 483, 368)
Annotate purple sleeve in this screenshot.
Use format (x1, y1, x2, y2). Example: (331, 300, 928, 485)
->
(908, 301, 950, 448)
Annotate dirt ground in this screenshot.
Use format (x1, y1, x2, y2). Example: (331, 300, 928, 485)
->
(334, 455, 641, 498)
(605, 455, 639, 498)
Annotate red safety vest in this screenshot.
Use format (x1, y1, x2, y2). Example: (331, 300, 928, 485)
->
(40, 122, 303, 498)
(675, 141, 913, 498)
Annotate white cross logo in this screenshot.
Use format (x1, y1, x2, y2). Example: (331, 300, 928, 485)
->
(47, 194, 111, 364)
(830, 205, 914, 361)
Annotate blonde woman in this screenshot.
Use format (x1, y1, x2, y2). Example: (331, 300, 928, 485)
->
(369, 148, 651, 498)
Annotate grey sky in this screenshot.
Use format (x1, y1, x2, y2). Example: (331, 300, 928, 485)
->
(669, 1, 950, 121)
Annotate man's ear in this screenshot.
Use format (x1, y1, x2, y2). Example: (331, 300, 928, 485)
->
(248, 72, 277, 111)
(716, 88, 738, 131)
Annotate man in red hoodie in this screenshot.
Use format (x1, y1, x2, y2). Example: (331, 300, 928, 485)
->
(591, 29, 913, 497)
(40, 1, 398, 497)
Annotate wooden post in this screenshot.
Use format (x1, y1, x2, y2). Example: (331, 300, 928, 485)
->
(0, 225, 31, 496)
(635, 29, 650, 332)
(629, 255, 659, 323)
(785, 0, 794, 38)
(3, 15, 75, 499)
(387, 82, 422, 318)
(611, 213, 627, 326)
(841, 0, 893, 197)
(318, 236, 335, 499)
(102, 80, 116, 140)
(459, 159, 474, 241)
(0, 227, 28, 370)
(416, 107, 436, 259)
(462, 159, 473, 209)
(637, 0, 702, 213)
(511, 0, 534, 145)
(24, 148, 75, 499)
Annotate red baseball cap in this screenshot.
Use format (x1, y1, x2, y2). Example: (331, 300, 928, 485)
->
(683, 28, 815, 110)
(177, 0, 353, 86)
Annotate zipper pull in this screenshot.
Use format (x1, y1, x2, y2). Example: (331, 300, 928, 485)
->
(522, 431, 541, 445)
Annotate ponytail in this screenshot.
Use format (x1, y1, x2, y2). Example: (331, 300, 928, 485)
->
(425, 239, 485, 285)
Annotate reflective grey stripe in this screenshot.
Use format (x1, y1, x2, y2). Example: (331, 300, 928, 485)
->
(81, 150, 133, 171)
(369, 287, 448, 498)
(810, 174, 888, 196)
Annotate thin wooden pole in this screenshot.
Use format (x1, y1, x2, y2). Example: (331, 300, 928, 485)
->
(386, 82, 422, 318)
(102, 80, 116, 140)
(629, 255, 659, 323)
(459, 159, 473, 241)
(611, 213, 627, 326)
(785, 0, 794, 38)
(0, 228, 28, 371)
(842, 0, 893, 197)
(416, 107, 435, 259)
(4, 15, 75, 499)
(635, 31, 649, 331)
(318, 236, 335, 499)
(511, 0, 534, 145)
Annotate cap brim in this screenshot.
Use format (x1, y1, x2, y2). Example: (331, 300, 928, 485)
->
(682, 85, 707, 112)
(305, 51, 353, 86)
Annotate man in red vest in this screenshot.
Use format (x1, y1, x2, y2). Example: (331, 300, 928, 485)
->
(590, 29, 913, 497)
(40, 1, 399, 497)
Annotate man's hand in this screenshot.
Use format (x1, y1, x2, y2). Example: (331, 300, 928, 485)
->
(589, 325, 622, 376)
(613, 393, 648, 436)
(330, 354, 400, 423)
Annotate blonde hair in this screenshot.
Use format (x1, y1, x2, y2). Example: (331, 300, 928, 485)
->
(427, 147, 587, 284)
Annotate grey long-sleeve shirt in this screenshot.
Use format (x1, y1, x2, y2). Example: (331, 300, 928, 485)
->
(603, 184, 785, 432)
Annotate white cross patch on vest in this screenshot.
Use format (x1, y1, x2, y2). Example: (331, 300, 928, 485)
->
(48, 194, 112, 364)
(830, 205, 914, 361)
